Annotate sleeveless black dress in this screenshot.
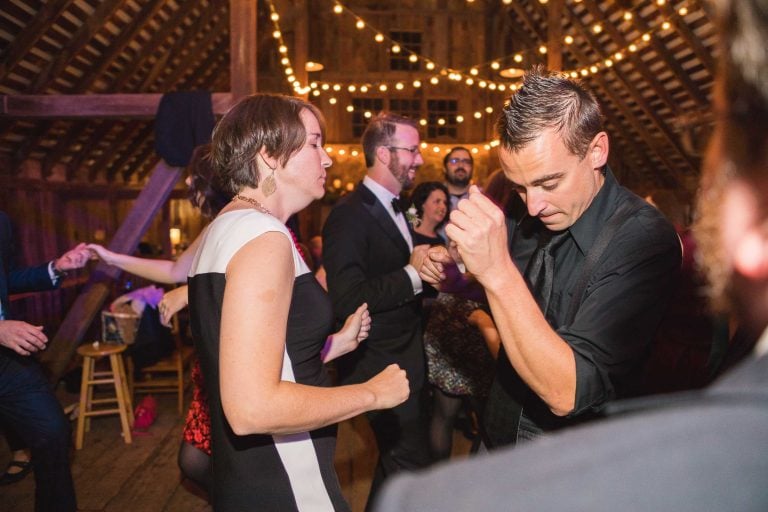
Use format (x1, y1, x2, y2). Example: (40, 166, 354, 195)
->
(188, 210, 349, 511)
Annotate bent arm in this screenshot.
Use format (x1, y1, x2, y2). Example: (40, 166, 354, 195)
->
(482, 259, 577, 416)
(88, 236, 201, 284)
(220, 232, 389, 436)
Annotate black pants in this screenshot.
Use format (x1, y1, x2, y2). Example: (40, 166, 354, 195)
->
(0, 351, 76, 512)
(365, 386, 431, 511)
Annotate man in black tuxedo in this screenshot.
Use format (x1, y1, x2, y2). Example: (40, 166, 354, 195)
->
(374, 0, 768, 509)
(323, 112, 431, 508)
(0, 210, 90, 511)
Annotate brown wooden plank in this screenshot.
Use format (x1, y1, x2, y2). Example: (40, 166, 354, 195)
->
(0, 0, 76, 83)
(40, 160, 183, 383)
(0, 93, 234, 119)
(229, 0, 258, 100)
(547, 0, 564, 71)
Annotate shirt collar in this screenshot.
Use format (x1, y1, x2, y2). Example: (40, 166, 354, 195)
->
(567, 166, 619, 255)
(363, 175, 399, 206)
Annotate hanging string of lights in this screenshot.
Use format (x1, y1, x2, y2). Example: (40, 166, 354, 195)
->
(265, 0, 703, 157)
(265, 0, 507, 136)
(325, 0, 700, 83)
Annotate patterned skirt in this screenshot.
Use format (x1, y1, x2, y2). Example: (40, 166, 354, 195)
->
(424, 292, 495, 397)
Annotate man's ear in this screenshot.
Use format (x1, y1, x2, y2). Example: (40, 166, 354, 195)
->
(375, 146, 390, 166)
(733, 227, 768, 279)
(589, 132, 609, 169)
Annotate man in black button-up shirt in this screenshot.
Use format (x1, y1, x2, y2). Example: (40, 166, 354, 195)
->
(420, 67, 681, 446)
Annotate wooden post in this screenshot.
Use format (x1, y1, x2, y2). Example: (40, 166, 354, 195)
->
(230, 0, 258, 101)
(293, 0, 309, 99)
(547, 0, 563, 71)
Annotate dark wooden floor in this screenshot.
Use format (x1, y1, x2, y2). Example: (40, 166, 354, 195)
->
(1, 388, 472, 511)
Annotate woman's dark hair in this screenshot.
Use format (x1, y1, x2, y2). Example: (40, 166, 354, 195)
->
(409, 181, 450, 228)
(496, 65, 603, 159)
(186, 143, 231, 219)
(210, 93, 326, 197)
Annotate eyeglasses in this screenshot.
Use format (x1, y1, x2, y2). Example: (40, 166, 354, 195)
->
(386, 146, 421, 156)
(447, 157, 473, 165)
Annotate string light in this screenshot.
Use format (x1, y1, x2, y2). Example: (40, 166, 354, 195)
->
(268, 0, 700, 109)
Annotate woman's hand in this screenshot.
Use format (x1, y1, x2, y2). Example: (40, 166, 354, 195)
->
(158, 285, 189, 327)
(365, 364, 410, 410)
(86, 244, 117, 266)
(321, 303, 370, 362)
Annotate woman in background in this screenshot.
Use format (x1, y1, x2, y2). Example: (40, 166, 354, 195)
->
(408, 181, 449, 247)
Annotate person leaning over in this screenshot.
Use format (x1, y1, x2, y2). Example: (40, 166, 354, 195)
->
(420, 67, 682, 447)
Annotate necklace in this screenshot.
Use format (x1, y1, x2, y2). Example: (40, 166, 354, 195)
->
(234, 194, 273, 216)
(234, 194, 306, 261)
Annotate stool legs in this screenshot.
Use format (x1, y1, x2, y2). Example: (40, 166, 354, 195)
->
(75, 350, 133, 450)
(75, 357, 91, 450)
(110, 353, 133, 440)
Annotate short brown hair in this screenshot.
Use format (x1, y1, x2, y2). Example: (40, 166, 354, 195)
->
(496, 66, 603, 159)
(211, 94, 326, 197)
(361, 112, 419, 168)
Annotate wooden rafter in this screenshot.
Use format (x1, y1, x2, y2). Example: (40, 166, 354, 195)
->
(0, 0, 76, 83)
(29, 0, 132, 94)
(564, 3, 699, 177)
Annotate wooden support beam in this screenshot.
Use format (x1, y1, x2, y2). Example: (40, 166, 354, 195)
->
(40, 160, 183, 383)
(0, 93, 234, 119)
(547, 0, 563, 71)
(230, 0, 258, 100)
(0, 0, 75, 83)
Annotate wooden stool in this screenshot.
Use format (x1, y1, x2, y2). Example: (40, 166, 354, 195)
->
(75, 342, 134, 449)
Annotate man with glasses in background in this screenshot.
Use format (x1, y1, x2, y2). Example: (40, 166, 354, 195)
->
(323, 112, 432, 508)
(443, 146, 474, 210)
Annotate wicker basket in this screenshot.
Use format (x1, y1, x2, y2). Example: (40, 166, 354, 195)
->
(101, 309, 140, 345)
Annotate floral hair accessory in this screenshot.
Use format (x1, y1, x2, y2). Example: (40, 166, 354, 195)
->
(405, 205, 421, 227)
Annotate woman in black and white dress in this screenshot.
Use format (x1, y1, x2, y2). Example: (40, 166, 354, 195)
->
(188, 94, 409, 511)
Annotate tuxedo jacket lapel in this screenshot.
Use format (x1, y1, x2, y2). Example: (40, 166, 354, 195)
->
(359, 184, 410, 257)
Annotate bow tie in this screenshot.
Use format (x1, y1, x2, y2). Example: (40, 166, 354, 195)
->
(391, 197, 403, 214)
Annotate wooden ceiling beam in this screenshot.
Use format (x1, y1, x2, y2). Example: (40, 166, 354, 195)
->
(564, 3, 699, 176)
(629, 6, 710, 108)
(85, 121, 142, 182)
(104, 122, 155, 182)
(80, 2, 223, 92)
(142, 14, 230, 92)
(0, 0, 76, 83)
(42, 121, 99, 177)
(29, 0, 129, 93)
(530, 8, 688, 187)
(660, 4, 716, 77)
(0, 92, 234, 119)
(576, 1, 681, 114)
(38, 3, 227, 178)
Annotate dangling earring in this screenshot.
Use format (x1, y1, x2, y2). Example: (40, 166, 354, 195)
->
(259, 154, 277, 197)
